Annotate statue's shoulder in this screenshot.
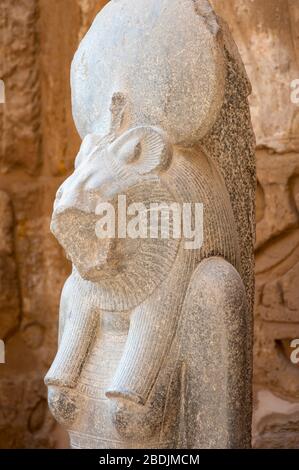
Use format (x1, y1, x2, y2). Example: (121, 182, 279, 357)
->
(61, 269, 94, 301)
(61, 272, 78, 299)
(186, 256, 247, 309)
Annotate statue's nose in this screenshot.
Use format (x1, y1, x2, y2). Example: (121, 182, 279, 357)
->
(57, 185, 77, 208)
(53, 151, 113, 214)
(53, 177, 89, 214)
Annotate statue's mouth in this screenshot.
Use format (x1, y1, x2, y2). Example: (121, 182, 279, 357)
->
(51, 209, 118, 281)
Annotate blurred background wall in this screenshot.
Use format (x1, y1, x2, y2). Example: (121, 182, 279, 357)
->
(0, 0, 298, 448)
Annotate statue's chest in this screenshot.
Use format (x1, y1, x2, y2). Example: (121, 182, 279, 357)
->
(76, 310, 130, 399)
(68, 311, 132, 448)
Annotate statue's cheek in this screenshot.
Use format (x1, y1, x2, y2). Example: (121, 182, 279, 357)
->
(48, 386, 79, 427)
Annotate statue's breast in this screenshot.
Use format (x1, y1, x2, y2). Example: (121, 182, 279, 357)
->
(68, 311, 130, 449)
(67, 310, 178, 449)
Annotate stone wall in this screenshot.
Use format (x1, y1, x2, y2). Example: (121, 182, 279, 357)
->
(0, 0, 107, 449)
(212, 0, 299, 448)
(0, 0, 298, 448)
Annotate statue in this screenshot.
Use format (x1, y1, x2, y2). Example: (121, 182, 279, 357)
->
(45, 0, 256, 449)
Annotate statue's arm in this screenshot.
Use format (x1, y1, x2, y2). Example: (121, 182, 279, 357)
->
(181, 256, 252, 449)
(104, 257, 252, 446)
(45, 272, 99, 388)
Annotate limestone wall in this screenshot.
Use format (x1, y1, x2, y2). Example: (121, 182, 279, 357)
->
(0, 0, 298, 448)
(212, 0, 299, 447)
(0, 0, 107, 449)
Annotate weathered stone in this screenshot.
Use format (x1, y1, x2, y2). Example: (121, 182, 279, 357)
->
(255, 152, 299, 251)
(253, 390, 299, 449)
(28, 399, 47, 433)
(46, 0, 255, 449)
(1, 0, 298, 451)
(0, 0, 41, 174)
(253, 147, 299, 418)
(77, 0, 109, 40)
(0, 375, 60, 449)
(210, 11, 299, 443)
(254, 322, 299, 399)
(259, 262, 299, 323)
(0, 0, 107, 450)
(0, 191, 13, 255)
(0, 183, 70, 447)
(38, 0, 109, 177)
(212, 0, 299, 153)
(0, 191, 20, 339)
(39, 0, 81, 177)
(10, 183, 71, 368)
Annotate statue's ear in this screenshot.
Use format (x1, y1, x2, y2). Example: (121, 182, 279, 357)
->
(107, 126, 173, 175)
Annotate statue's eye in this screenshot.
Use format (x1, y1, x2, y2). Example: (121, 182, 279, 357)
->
(117, 138, 142, 165)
